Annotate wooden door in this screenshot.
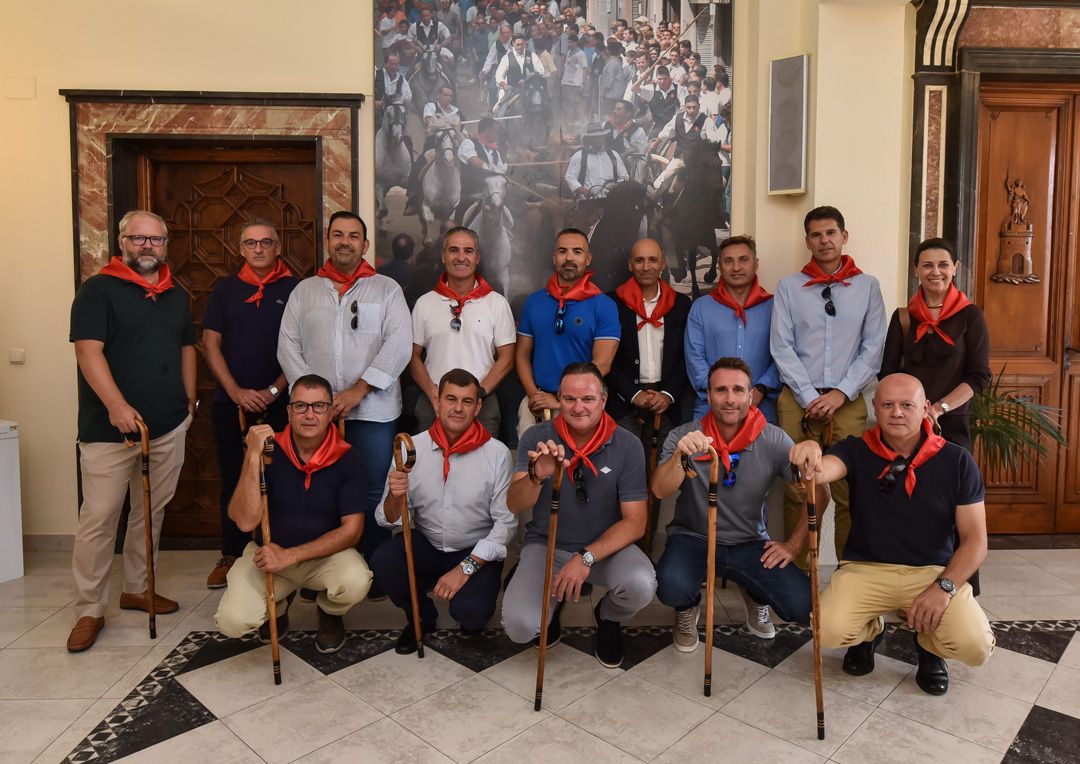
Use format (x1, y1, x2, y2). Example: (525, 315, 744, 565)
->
(974, 84, 1080, 533)
(135, 143, 320, 539)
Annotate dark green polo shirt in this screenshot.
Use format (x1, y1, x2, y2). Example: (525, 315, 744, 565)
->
(69, 274, 196, 443)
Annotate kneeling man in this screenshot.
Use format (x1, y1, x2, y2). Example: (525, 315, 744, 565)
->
(215, 374, 373, 653)
(372, 369, 516, 654)
(790, 373, 994, 695)
(652, 357, 811, 650)
(502, 362, 656, 668)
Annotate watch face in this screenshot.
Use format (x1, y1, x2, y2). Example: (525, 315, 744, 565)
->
(939, 578, 955, 593)
(461, 560, 477, 575)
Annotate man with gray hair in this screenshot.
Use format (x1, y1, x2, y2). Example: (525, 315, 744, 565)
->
(67, 209, 196, 652)
(202, 219, 299, 588)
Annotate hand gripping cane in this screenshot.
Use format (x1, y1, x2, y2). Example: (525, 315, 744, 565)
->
(259, 438, 283, 685)
(127, 419, 157, 639)
(791, 464, 826, 739)
(532, 455, 564, 711)
(392, 433, 423, 658)
(642, 412, 663, 556)
(681, 446, 720, 697)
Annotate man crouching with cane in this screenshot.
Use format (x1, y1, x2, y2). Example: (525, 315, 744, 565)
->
(215, 374, 373, 654)
(789, 373, 994, 695)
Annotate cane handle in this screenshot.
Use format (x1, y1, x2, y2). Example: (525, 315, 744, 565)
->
(393, 433, 417, 473)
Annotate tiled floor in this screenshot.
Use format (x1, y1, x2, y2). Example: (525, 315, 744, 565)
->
(2, 548, 1079, 763)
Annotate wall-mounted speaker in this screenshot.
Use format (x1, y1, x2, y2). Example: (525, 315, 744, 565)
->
(768, 53, 809, 196)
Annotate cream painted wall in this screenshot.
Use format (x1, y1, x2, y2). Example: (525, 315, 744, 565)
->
(0, 1, 373, 537)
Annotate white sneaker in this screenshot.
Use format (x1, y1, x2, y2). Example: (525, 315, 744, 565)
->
(740, 587, 775, 640)
(673, 606, 700, 653)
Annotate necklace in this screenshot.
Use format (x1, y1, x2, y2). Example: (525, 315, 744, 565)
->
(926, 303, 943, 308)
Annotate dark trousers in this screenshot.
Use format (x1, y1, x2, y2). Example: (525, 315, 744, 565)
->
(656, 533, 812, 625)
(343, 420, 397, 563)
(211, 400, 288, 558)
(370, 530, 504, 630)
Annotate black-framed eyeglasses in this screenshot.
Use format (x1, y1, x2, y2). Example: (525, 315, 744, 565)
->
(822, 285, 836, 317)
(241, 238, 277, 249)
(288, 401, 331, 414)
(351, 300, 359, 330)
(878, 456, 908, 493)
(123, 234, 167, 247)
(554, 304, 568, 334)
(723, 452, 740, 488)
(572, 464, 589, 503)
(449, 302, 463, 332)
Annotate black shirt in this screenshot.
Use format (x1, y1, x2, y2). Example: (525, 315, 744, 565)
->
(828, 435, 984, 567)
(202, 274, 299, 403)
(69, 274, 196, 442)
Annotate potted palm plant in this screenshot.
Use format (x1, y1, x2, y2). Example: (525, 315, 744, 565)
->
(970, 368, 1068, 474)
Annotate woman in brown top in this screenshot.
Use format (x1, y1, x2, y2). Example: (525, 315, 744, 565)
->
(880, 238, 991, 451)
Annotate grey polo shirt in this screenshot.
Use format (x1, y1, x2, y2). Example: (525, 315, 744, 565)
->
(517, 421, 648, 552)
(375, 432, 517, 561)
(661, 421, 794, 544)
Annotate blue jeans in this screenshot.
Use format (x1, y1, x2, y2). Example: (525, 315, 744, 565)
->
(344, 419, 397, 562)
(655, 533, 812, 625)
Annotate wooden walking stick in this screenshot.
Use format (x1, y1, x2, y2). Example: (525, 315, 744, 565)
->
(131, 418, 157, 639)
(642, 412, 663, 556)
(681, 445, 720, 697)
(532, 455, 564, 711)
(392, 433, 423, 658)
(259, 437, 283, 685)
(792, 464, 826, 739)
(238, 407, 247, 435)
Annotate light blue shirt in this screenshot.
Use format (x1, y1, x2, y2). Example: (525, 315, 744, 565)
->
(684, 296, 779, 422)
(769, 269, 886, 409)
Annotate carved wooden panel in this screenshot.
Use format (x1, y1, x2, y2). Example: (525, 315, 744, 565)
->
(1059, 374, 1080, 532)
(139, 148, 319, 538)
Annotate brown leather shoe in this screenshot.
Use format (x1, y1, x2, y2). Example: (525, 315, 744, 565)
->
(119, 590, 179, 614)
(206, 556, 236, 589)
(67, 617, 105, 652)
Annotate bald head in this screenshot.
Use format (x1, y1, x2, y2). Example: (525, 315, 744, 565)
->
(874, 373, 926, 407)
(628, 238, 665, 291)
(874, 373, 931, 444)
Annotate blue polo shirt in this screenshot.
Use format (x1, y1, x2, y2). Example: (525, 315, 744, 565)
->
(202, 274, 299, 403)
(517, 290, 621, 392)
(261, 443, 367, 550)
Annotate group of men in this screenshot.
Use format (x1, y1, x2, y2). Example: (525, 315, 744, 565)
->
(67, 203, 994, 695)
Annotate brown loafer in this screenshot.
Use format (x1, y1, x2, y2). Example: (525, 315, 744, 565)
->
(119, 590, 179, 614)
(67, 617, 105, 652)
(206, 556, 236, 589)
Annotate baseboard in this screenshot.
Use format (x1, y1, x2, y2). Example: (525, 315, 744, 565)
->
(24, 534, 75, 552)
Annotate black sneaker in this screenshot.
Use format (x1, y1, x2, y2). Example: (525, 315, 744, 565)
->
(258, 592, 295, 643)
(531, 599, 564, 649)
(315, 607, 346, 654)
(593, 598, 624, 668)
(841, 628, 886, 676)
(913, 631, 949, 695)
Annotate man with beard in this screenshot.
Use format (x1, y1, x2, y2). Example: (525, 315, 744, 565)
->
(278, 212, 412, 586)
(372, 369, 516, 653)
(67, 210, 196, 652)
(515, 229, 620, 437)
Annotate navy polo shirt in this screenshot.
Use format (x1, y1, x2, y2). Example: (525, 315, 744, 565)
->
(261, 444, 367, 549)
(202, 274, 299, 403)
(828, 435, 985, 567)
(517, 290, 621, 393)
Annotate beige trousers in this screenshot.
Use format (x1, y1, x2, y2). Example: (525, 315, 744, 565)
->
(819, 561, 995, 666)
(72, 416, 190, 618)
(214, 542, 373, 637)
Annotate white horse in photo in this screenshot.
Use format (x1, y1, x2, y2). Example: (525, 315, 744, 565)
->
(419, 128, 461, 247)
(375, 99, 412, 218)
(469, 173, 513, 294)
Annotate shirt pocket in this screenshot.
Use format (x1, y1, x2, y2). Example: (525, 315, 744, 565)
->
(352, 302, 382, 335)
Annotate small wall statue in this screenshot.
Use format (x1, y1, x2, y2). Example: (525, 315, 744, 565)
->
(993, 176, 1040, 284)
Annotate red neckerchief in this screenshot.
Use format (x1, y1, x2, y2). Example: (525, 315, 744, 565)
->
(696, 407, 767, 472)
(708, 277, 773, 326)
(800, 255, 863, 287)
(432, 273, 494, 310)
(861, 418, 946, 497)
(614, 277, 677, 329)
(552, 412, 617, 476)
(316, 259, 377, 297)
(428, 418, 492, 480)
(545, 270, 603, 309)
(273, 424, 351, 490)
(908, 285, 972, 347)
(238, 259, 293, 308)
(99, 257, 175, 300)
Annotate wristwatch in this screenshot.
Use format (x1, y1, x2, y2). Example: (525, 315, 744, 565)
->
(460, 556, 479, 577)
(578, 547, 596, 567)
(478, 386, 488, 400)
(937, 401, 951, 413)
(936, 577, 956, 597)
(268, 384, 281, 398)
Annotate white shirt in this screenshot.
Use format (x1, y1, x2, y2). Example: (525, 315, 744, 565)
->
(408, 20, 451, 45)
(495, 49, 547, 84)
(381, 70, 413, 104)
(412, 286, 516, 383)
(562, 48, 588, 87)
(423, 102, 461, 133)
(458, 139, 507, 174)
(657, 111, 700, 142)
(277, 274, 413, 422)
(482, 40, 511, 74)
(564, 148, 628, 195)
(379, 16, 398, 48)
(637, 289, 664, 384)
(375, 433, 517, 562)
(698, 89, 722, 116)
